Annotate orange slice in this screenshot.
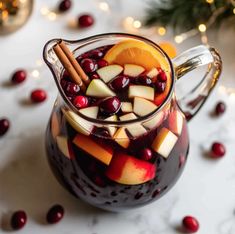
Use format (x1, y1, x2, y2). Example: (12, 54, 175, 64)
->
(104, 39, 170, 71)
(159, 42, 177, 59)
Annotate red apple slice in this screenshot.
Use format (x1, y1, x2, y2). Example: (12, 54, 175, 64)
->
(113, 127, 130, 148)
(121, 102, 133, 113)
(168, 110, 184, 136)
(73, 134, 113, 165)
(143, 110, 164, 130)
(106, 152, 156, 185)
(97, 64, 123, 83)
(133, 97, 158, 116)
(51, 112, 60, 138)
(129, 85, 154, 101)
(152, 127, 178, 158)
(124, 64, 145, 77)
(56, 136, 75, 159)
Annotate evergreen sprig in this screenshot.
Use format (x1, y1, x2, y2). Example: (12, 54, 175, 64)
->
(145, 0, 235, 33)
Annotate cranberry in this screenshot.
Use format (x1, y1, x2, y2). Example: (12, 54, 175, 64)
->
(99, 97, 121, 115)
(11, 210, 27, 230)
(157, 71, 167, 82)
(11, 70, 27, 84)
(93, 176, 105, 187)
(97, 59, 108, 68)
(0, 118, 10, 136)
(139, 148, 153, 161)
(47, 204, 64, 224)
(211, 142, 226, 158)
(215, 101, 226, 116)
(76, 53, 89, 62)
(137, 75, 153, 86)
(110, 75, 130, 91)
(30, 89, 47, 103)
(90, 73, 99, 79)
(93, 127, 110, 138)
(58, 0, 72, 12)
(78, 14, 94, 28)
(60, 78, 68, 89)
(65, 82, 80, 95)
(73, 95, 88, 109)
(90, 49, 104, 59)
(80, 58, 97, 73)
(155, 81, 166, 93)
(182, 216, 199, 233)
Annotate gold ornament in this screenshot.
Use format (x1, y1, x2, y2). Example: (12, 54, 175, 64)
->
(0, 0, 33, 35)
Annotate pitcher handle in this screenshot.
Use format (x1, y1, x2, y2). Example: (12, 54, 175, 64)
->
(173, 45, 222, 121)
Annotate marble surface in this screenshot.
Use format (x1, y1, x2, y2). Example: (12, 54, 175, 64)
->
(1, 0, 235, 233)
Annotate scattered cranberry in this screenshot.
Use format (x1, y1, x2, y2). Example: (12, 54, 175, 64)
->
(155, 81, 166, 93)
(11, 70, 27, 84)
(58, 0, 72, 12)
(90, 49, 104, 59)
(137, 75, 153, 86)
(11, 210, 27, 230)
(99, 97, 121, 115)
(80, 58, 97, 73)
(139, 148, 153, 161)
(182, 216, 199, 233)
(97, 59, 108, 68)
(211, 142, 226, 158)
(65, 82, 80, 96)
(47, 204, 64, 224)
(110, 75, 130, 91)
(215, 101, 226, 116)
(0, 118, 10, 136)
(90, 73, 99, 79)
(73, 95, 88, 109)
(78, 14, 94, 28)
(157, 71, 167, 82)
(30, 89, 47, 103)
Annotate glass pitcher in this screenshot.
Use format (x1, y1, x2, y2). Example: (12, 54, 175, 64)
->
(43, 33, 222, 211)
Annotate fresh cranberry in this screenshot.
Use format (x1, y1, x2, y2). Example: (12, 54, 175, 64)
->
(137, 75, 153, 86)
(47, 204, 64, 224)
(80, 58, 97, 73)
(11, 210, 27, 230)
(182, 216, 199, 233)
(90, 73, 99, 79)
(97, 59, 108, 68)
(58, 0, 72, 12)
(110, 75, 130, 91)
(90, 49, 104, 59)
(11, 70, 27, 84)
(157, 71, 167, 82)
(139, 148, 153, 161)
(211, 142, 226, 158)
(78, 14, 94, 28)
(60, 78, 68, 89)
(155, 81, 166, 93)
(73, 95, 88, 109)
(76, 53, 89, 62)
(65, 82, 80, 95)
(0, 118, 10, 136)
(30, 89, 47, 103)
(99, 97, 121, 115)
(215, 101, 226, 116)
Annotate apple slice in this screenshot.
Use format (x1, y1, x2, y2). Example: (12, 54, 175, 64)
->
(106, 152, 156, 185)
(146, 68, 159, 78)
(133, 97, 158, 116)
(51, 112, 60, 138)
(151, 127, 178, 158)
(86, 79, 115, 97)
(128, 85, 154, 101)
(73, 134, 113, 165)
(119, 112, 137, 121)
(56, 136, 74, 159)
(123, 64, 145, 77)
(143, 110, 164, 130)
(62, 106, 99, 136)
(168, 110, 184, 136)
(113, 127, 130, 148)
(97, 64, 123, 83)
(121, 102, 133, 113)
(104, 115, 118, 137)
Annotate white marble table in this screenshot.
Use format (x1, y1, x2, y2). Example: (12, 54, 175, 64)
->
(1, 1, 235, 233)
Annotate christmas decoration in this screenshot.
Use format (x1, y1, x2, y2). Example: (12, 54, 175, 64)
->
(0, 0, 33, 35)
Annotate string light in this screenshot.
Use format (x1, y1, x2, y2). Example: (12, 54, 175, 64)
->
(98, 1, 110, 12)
(198, 24, 207, 32)
(122, 17, 142, 32)
(233, 8, 235, 14)
(40, 7, 49, 15)
(174, 35, 183, 44)
(158, 27, 166, 36)
(206, 0, 214, 4)
(31, 70, 40, 78)
(133, 20, 141, 29)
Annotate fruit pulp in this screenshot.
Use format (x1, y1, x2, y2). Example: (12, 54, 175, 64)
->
(45, 40, 189, 211)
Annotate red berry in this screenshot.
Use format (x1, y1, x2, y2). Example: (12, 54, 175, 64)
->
(215, 101, 226, 116)
(90, 49, 104, 59)
(90, 73, 99, 79)
(155, 81, 166, 93)
(30, 89, 47, 103)
(211, 142, 226, 158)
(97, 59, 108, 68)
(11, 70, 27, 84)
(58, 0, 72, 12)
(73, 95, 88, 109)
(99, 97, 121, 115)
(157, 71, 167, 82)
(47, 204, 64, 224)
(80, 58, 97, 73)
(110, 75, 130, 91)
(11, 210, 27, 230)
(0, 118, 10, 136)
(182, 216, 199, 233)
(78, 14, 94, 28)
(65, 82, 80, 95)
(137, 75, 153, 86)
(140, 148, 153, 161)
